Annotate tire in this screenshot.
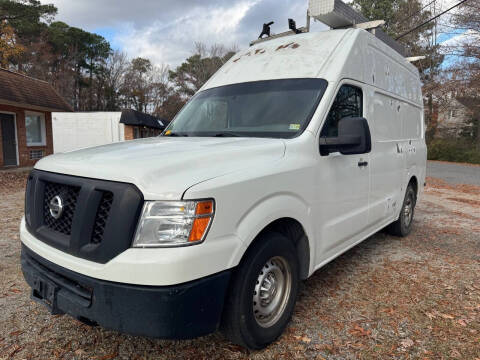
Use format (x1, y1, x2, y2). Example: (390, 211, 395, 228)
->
(387, 183, 417, 237)
(221, 232, 299, 350)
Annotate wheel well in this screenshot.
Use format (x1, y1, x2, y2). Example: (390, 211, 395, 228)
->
(247, 218, 310, 280)
(409, 176, 418, 197)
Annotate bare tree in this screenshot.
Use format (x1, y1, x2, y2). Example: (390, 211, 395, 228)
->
(169, 42, 238, 97)
(104, 50, 128, 110)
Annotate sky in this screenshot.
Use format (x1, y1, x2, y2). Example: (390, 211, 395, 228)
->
(39, 0, 327, 67)
(38, 0, 470, 68)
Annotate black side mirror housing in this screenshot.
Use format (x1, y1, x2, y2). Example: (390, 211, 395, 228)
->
(320, 117, 372, 156)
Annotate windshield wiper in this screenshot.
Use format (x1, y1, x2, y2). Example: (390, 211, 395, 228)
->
(213, 132, 243, 137)
(163, 132, 189, 137)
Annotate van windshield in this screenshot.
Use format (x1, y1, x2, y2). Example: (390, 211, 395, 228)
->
(163, 79, 328, 139)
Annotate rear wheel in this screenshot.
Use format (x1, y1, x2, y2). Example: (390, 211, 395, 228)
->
(387, 183, 417, 237)
(221, 232, 299, 350)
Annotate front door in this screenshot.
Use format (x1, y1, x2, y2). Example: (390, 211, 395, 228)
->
(314, 83, 370, 263)
(0, 114, 18, 166)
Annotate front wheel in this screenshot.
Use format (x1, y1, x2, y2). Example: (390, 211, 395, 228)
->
(221, 232, 299, 349)
(387, 183, 417, 237)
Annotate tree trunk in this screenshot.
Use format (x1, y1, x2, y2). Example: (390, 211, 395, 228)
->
(89, 59, 93, 111)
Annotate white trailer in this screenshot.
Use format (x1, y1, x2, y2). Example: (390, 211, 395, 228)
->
(52, 110, 167, 153)
(52, 112, 125, 153)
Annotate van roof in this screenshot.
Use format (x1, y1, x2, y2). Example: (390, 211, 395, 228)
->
(202, 29, 422, 106)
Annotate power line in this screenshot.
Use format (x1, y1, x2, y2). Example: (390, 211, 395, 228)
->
(396, 0, 470, 40)
(396, 0, 437, 25)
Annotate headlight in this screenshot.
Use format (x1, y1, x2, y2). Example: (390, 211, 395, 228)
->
(132, 199, 215, 248)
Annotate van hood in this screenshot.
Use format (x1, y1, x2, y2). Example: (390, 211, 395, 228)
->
(35, 137, 286, 200)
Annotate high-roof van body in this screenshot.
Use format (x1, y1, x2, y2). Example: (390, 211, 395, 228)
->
(20, 29, 426, 349)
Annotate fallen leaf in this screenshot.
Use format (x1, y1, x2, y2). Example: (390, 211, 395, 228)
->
(293, 335, 312, 343)
(425, 312, 436, 320)
(9, 345, 23, 358)
(9, 330, 23, 337)
(450, 349, 462, 358)
(381, 308, 395, 315)
(440, 313, 455, 320)
(349, 324, 371, 337)
(401, 338, 414, 348)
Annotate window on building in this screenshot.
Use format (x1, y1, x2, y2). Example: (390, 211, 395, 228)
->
(320, 85, 363, 137)
(25, 112, 46, 146)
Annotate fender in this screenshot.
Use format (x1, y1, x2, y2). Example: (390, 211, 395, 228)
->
(229, 192, 316, 276)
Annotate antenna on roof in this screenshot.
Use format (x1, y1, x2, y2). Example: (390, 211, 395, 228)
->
(251, 18, 308, 46)
(288, 19, 302, 34)
(258, 21, 274, 39)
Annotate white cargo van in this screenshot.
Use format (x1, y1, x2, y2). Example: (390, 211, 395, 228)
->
(20, 28, 426, 349)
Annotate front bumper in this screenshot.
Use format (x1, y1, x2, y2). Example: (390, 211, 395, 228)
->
(20, 217, 244, 286)
(21, 245, 231, 339)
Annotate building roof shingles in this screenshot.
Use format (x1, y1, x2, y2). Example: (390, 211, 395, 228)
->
(119, 109, 169, 129)
(0, 68, 72, 112)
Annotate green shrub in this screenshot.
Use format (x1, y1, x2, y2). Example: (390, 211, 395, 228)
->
(427, 140, 480, 164)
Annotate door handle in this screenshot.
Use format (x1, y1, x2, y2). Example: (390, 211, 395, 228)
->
(358, 161, 368, 167)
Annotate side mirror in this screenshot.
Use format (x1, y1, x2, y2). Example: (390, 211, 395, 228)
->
(320, 117, 371, 156)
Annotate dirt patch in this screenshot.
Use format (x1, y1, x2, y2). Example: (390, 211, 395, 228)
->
(446, 197, 480, 207)
(0, 173, 479, 359)
(426, 176, 480, 195)
(0, 170, 29, 194)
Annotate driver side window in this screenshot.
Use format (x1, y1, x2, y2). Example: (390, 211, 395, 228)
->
(320, 85, 363, 137)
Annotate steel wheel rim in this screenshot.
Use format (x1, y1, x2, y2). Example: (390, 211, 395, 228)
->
(252, 256, 292, 328)
(403, 193, 414, 227)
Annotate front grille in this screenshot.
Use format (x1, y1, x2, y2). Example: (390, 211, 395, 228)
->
(27, 170, 143, 264)
(43, 182, 80, 235)
(91, 191, 113, 244)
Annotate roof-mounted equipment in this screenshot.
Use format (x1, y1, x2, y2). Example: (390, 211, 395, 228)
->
(250, 0, 407, 57)
(308, 0, 405, 56)
(288, 19, 302, 34)
(258, 21, 274, 39)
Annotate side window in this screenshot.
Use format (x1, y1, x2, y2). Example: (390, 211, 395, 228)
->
(320, 85, 363, 137)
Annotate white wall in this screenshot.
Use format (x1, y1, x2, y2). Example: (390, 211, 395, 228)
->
(52, 112, 125, 153)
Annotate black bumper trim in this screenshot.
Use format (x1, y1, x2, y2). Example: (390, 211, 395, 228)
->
(21, 245, 231, 339)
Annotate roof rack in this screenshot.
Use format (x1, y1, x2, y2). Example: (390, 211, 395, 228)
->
(250, 0, 406, 57)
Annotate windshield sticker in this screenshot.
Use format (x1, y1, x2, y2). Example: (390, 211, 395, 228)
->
(289, 124, 301, 131)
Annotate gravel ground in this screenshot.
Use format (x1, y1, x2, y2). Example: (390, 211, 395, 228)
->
(0, 170, 479, 359)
